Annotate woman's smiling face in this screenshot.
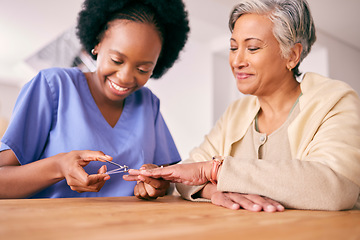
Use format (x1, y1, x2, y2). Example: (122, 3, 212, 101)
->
(93, 20, 162, 103)
(229, 13, 290, 97)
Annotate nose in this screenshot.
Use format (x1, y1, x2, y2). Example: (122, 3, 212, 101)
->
(115, 65, 135, 85)
(230, 50, 248, 69)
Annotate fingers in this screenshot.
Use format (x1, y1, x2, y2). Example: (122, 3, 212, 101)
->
(68, 173, 109, 193)
(143, 180, 168, 198)
(132, 170, 170, 200)
(98, 165, 110, 181)
(133, 180, 169, 200)
(96, 155, 113, 162)
(123, 173, 165, 183)
(127, 169, 142, 176)
(129, 164, 207, 185)
(122, 174, 139, 181)
(127, 164, 170, 200)
(134, 182, 156, 200)
(73, 150, 113, 162)
(138, 175, 170, 189)
(226, 193, 263, 212)
(59, 150, 112, 193)
(137, 167, 172, 179)
(127, 168, 174, 182)
(262, 196, 285, 212)
(128, 174, 170, 192)
(139, 164, 159, 170)
(211, 192, 284, 212)
(212, 192, 241, 210)
(66, 163, 91, 184)
(98, 165, 107, 174)
(237, 194, 284, 212)
(125, 166, 169, 183)
(87, 173, 109, 186)
(134, 182, 154, 200)
(66, 164, 109, 192)
(212, 192, 258, 211)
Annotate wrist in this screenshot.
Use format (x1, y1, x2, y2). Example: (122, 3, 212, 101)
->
(51, 153, 67, 180)
(198, 183, 218, 199)
(209, 156, 224, 184)
(204, 160, 213, 182)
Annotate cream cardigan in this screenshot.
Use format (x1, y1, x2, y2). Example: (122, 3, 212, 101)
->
(177, 73, 360, 210)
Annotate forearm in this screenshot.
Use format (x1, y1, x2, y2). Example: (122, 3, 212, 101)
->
(197, 183, 218, 199)
(217, 156, 359, 210)
(0, 158, 63, 198)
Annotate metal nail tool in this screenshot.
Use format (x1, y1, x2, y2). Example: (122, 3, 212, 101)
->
(98, 156, 129, 175)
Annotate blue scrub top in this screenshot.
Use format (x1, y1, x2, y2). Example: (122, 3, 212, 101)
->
(1, 67, 180, 198)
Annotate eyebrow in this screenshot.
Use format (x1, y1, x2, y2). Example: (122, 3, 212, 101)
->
(230, 37, 264, 43)
(109, 49, 155, 65)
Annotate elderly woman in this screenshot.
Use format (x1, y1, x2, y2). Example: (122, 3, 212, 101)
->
(126, 0, 360, 211)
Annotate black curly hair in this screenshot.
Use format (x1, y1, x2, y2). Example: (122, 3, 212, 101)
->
(76, 0, 190, 79)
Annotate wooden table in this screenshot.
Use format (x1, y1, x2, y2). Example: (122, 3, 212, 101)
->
(0, 195, 359, 240)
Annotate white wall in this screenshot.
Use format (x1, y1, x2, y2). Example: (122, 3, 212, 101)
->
(146, 32, 214, 159)
(0, 82, 20, 120)
(316, 31, 360, 93)
(299, 42, 329, 78)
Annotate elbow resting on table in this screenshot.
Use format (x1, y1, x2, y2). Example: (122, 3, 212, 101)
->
(322, 195, 359, 211)
(284, 189, 359, 211)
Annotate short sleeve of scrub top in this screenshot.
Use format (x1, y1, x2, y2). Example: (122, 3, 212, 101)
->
(0, 67, 181, 198)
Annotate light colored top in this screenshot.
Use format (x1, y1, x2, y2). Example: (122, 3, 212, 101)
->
(0, 67, 180, 198)
(231, 103, 299, 161)
(177, 72, 360, 210)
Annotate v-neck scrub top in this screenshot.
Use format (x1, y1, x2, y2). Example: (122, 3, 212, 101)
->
(0, 67, 180, 198)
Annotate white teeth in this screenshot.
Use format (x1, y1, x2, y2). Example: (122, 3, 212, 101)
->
(110, 81, 129, 91)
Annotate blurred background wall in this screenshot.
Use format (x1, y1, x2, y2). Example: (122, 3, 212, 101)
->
(0, 0, 359, 158)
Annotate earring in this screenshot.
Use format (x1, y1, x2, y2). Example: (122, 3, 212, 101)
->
(288, 66, 292, 71)
(91, 49, 96, 55)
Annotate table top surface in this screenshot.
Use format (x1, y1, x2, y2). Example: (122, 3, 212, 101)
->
(1, 195, 359, 240)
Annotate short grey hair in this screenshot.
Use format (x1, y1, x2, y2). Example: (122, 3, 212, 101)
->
(229, 0, 316, 77)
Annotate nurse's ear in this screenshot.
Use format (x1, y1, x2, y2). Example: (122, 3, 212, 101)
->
(91, 44, 100, 56)
(90, 43, 102, 64)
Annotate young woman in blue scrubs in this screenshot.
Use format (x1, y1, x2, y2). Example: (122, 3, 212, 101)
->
(0, 0, 189, 199)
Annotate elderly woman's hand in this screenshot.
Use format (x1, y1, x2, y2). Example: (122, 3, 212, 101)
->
(212, 191, 285, 212)
(127, 161, 213, 186)
(200, 183, 284, 212)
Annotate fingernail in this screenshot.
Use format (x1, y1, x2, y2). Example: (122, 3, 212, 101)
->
(232, 204, 240, 210)
(277, 205, 285, 211)
(266, 205, 276, 212)
(253, 204, 261, 211)
(105, 155, 112, 159)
